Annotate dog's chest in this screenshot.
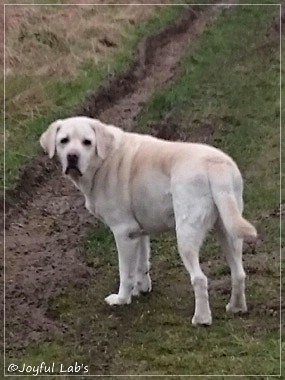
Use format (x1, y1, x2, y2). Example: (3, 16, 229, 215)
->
(84, 197, 105, 223)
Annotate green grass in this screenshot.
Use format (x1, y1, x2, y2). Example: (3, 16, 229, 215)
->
(6, 4, 282, 378)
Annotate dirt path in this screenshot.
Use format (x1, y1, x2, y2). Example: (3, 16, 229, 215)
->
(79, 5, 227, 129)
(4, 5, 230, 351)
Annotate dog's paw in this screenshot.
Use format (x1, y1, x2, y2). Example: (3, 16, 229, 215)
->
(192, 312, 212, 326)
(131, 286, 141, 297)
(226, 302, 247, 313)
(132, 275, 152, 296)
(104, 294, 131, 306)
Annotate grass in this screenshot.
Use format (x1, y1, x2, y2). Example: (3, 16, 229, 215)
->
(3, 4, 186, 189)
(6, 3, 282, 378)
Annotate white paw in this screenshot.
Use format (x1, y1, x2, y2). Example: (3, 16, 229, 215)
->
(104, 294, 131, 306)
(192, 313, 212, 326)
(226, 302, 247, 313)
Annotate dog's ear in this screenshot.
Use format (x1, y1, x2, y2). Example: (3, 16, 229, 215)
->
(40, 120, 62, 158)
(90, 120, 115, 160)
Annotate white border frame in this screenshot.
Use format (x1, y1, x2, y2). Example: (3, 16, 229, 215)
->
(3, 2, 282, 378)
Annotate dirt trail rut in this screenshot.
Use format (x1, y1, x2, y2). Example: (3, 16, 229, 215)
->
(79, 5, 226, 129)
(4, 5, 229, 350)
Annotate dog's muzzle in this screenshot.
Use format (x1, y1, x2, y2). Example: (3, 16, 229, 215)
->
(65, 153, 82, 176)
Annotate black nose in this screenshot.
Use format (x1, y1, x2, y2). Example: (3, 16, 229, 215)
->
(67, 153, 78, 166)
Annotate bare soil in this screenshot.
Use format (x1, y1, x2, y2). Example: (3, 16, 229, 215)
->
(3, 5, 232, 350)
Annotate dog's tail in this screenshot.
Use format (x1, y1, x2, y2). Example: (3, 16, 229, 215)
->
(208, 160, 257, 242)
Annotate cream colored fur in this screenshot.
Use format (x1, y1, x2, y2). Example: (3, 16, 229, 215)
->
(40, 116, 257, 325)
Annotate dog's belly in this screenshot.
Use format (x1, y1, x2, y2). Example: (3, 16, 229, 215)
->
(131, 176, 175, 233)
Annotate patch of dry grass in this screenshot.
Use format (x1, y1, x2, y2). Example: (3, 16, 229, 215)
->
(5, 5, 157, 76)
(3, 2, 159, 124)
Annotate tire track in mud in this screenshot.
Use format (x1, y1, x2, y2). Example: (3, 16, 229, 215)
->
(3, 5, 231, 351)
(78, 5, 226, 129)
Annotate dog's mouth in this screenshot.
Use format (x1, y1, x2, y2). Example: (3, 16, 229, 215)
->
(65, 166, 82, 177)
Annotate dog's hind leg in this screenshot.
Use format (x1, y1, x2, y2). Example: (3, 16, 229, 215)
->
(172, 173, 217, 325)
(216, 221, 247, 313)
(176, 223, 212, 326)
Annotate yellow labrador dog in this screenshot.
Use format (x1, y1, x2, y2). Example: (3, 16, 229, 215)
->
(40, 116, 257, 325)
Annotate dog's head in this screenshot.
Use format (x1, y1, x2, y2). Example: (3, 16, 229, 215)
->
(40, 116, 114, 178)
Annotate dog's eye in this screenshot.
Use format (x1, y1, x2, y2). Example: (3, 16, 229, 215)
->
(82, 139, 92, 146)
(60, 137, 69, 144)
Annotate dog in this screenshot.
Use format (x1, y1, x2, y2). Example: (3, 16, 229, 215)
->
(40, 116, 257, 325)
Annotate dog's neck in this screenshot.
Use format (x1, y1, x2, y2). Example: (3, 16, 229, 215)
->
(68, 161, 100, 196)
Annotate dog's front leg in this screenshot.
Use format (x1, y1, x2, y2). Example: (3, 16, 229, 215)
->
(105, 228, 140, 306)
